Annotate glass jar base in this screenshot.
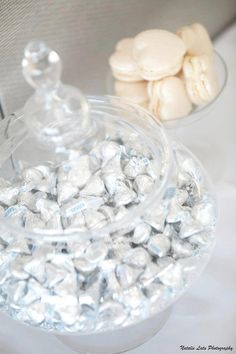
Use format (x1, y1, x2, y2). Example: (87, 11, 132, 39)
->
(56, 306, 172, 354)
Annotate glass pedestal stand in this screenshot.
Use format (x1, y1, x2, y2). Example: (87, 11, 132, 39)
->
(56, 307, 172, 354)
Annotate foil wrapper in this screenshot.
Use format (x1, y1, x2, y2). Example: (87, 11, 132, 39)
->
(147, 234, 171, 257)
(133, 174, 153, 196)
(67, 156, 92, 188)
(57, 182, 78, 205)
(116, 264, 141, 289)
(0, 179, 19, 207)
(21, 168, 43, 185)
(36, 199, 59, 223)
(124, 156, 150, 179)
(132, 223, 151, 244)
(123, 247, 150, 268)
(80, 176, 105, 197)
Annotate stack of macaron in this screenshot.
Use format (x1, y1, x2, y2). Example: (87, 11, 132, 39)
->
(109, 23, 218, 121)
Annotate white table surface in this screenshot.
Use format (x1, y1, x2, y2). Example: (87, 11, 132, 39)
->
(0, 24, 235, 354)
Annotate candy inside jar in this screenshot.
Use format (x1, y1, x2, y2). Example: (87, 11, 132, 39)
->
(0, 42, 216, 339)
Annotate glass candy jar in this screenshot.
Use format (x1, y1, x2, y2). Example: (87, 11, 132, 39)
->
(0, 42, 216, 354)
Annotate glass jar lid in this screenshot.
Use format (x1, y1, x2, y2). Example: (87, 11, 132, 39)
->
(0, 41, 172, 238)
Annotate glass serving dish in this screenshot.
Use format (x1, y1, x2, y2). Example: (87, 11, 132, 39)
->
(0, 42, 217, 354)
(107, 51, 227, 182)
(107, 51, 227, 129)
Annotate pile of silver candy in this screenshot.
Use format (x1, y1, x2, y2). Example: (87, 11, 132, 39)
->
(0, 140, 160, 231)
(0, 139, 216, 333)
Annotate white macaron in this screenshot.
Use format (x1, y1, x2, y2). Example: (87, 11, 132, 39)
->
(109, 38, 143, 82)
(133, 29, 186, 81)
(183, 54, 218, 105)
(148, 76, 192, 120)
(116, 37, 134, 51)
(177, 23, 213, 57)
(114, 80, 149, 108)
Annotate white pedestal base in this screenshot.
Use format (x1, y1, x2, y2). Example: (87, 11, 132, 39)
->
(57, 307, 172, 354)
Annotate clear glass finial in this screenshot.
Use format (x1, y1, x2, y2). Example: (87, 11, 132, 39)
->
(22, 40, 95, 151)
(22, 41, 62, 90)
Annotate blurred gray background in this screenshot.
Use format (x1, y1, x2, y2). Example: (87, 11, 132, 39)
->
(0, 0, 235, 114)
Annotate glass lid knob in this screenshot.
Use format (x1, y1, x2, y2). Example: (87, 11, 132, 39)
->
(22, 41, 96, 152)
(22, 40, 62, 90)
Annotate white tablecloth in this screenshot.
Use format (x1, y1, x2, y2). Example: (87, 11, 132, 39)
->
(0, 24, 235, 354)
